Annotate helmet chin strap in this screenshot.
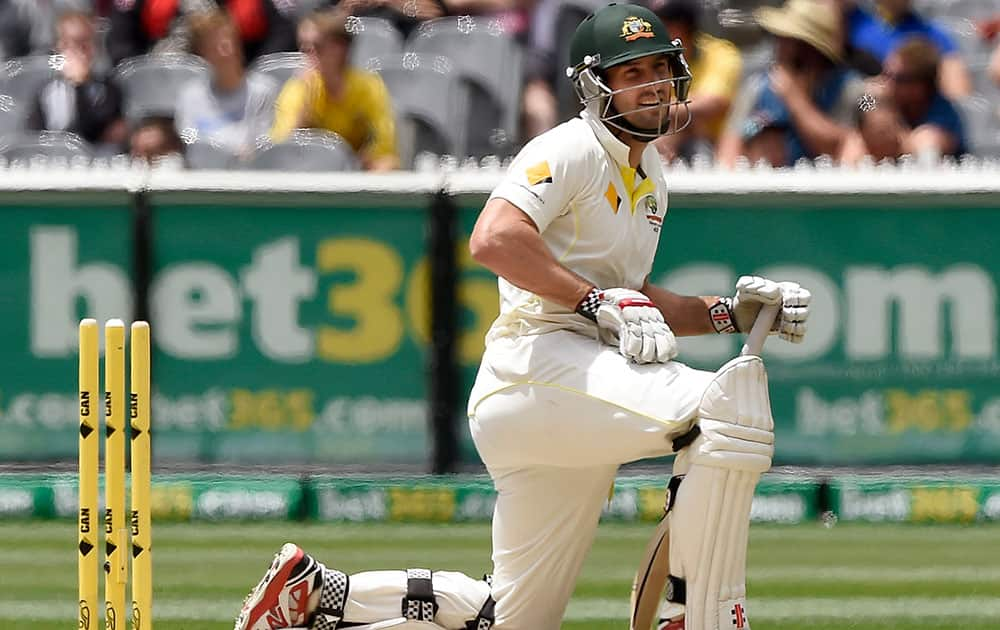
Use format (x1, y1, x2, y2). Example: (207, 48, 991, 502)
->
(604, 102, 663, 143)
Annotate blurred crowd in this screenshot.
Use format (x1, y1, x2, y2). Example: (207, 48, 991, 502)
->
(0, 0, 998, 170)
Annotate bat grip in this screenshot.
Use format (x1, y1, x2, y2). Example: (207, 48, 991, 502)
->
(740, 303, 780, 357)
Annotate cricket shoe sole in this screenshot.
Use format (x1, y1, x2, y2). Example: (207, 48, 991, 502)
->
(234, 543, 323, 630)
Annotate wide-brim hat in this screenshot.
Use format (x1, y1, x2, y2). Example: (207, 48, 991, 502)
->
(754, 0, 843, 64)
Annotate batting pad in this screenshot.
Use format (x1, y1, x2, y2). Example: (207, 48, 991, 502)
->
(668, 355, 774, 630)
(346, 621, 445, 629)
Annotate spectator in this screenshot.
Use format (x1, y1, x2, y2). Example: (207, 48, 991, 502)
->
(271, 10, 398, 171)
(28, 10, 127, 150)
(520, 83, 557, 144)
(108, 0, 297, 67)
(717, 0, 865, 168)
(648, 0, 742, 163)
(977, 15, 1000, 87)
(324, 0, 539, 145)
(827, 0, 882, 76)
(129, 114, 185, 162)
(978, 15, 1000, 45)
(322, 0, 544, 144)
(992, 41, 1000, 88)
(325, 0, 444, 38)
(520, 24, 557, 141)
(841, 37, 967, 164)
(516, 0, 566, 142)
(0, 0, 91, 60)
(175, 10, 277, 158)
(844, 0, 972, 99)
(324, 0, 527, 39)
(323, 0, 537, 142)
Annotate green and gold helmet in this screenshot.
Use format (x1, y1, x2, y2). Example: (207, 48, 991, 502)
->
(566, 3, 693, 139)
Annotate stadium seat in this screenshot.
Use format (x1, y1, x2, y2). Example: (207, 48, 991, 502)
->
(937, 17, 991, 62)
(971, 60, 1000, 98)
(369, 54, 465, 165)
(247, 129, 359, 171)
(406, 16, 522, 155)
(295, 0, 327, 17)
(0, 130, 93, 162)
(183, 139, 241, 170)
(114, 54, 209, 122)
(911, 0, 944, 18)
(0, 55, 61, 129)
(248, 52, 307, 90)
(940, 0, 998, 20)
(0, 96, 22, 135)
(955, 95, 1000, 157)
(93, 16, 113, 77)
(348, 17, 404, 69)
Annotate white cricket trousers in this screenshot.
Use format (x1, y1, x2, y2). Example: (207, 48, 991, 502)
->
(336, 331, 714, 630)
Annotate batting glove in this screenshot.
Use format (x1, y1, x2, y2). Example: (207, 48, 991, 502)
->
(709, 276, 811, 343)
(576, 287, 678, 363)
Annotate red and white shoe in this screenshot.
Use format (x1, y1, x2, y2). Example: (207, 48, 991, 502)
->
(657, 602, 685, 630)
(234, 543, 324, 630)
(657, 617, 685, 630)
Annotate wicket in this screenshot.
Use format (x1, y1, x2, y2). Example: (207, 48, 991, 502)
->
(78, 318, 153, 630)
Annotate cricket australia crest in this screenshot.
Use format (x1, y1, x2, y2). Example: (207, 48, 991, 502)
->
(621, 16, 654, 42)
(643, 196, 662, 232)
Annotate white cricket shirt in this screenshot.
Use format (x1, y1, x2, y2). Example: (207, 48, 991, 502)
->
(485, 109, 669, 342)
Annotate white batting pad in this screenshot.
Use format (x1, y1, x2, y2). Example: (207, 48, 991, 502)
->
(347, 620, 446, 630)
(343, 569, 490, 629)
(668, 356, 774, 630)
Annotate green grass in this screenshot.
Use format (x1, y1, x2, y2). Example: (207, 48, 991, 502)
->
(2, 520, 999, 629)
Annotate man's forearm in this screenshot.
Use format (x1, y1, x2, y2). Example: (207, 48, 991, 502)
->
(363, 154, 399, 172)
(939, 55, 972, 99)
(688, 95, 730, 125)
(784, 90, 849, 157)
(991, 45, 1000, 88)
(860, 108, 904, 159)
(716, 132, 744, 168)
(642, 282, 718, 336)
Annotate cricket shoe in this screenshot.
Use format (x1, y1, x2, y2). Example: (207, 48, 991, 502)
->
(657, 617, 684, 630)
(234, 543, 325, 630)
(657, 602, 685, 630)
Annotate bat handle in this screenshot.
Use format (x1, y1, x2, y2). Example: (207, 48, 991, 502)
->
(740, 303, 780, 357)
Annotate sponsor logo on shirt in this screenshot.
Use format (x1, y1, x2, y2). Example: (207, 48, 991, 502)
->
(605, 183, 621, 214)
(525, 161, 553, 186)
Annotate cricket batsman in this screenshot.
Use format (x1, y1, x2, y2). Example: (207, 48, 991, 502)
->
(233, 3, 811, 630)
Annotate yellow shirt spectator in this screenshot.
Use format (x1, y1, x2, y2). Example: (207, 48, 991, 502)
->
(271, 67, 397, 163)
(687, 33, 742, 142)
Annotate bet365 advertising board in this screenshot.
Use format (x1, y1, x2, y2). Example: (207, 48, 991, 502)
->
(2, 189, 998, 466)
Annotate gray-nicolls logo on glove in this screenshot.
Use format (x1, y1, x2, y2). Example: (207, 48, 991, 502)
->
(576, 287, 678, 363)
(710, 276, 811, 343)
